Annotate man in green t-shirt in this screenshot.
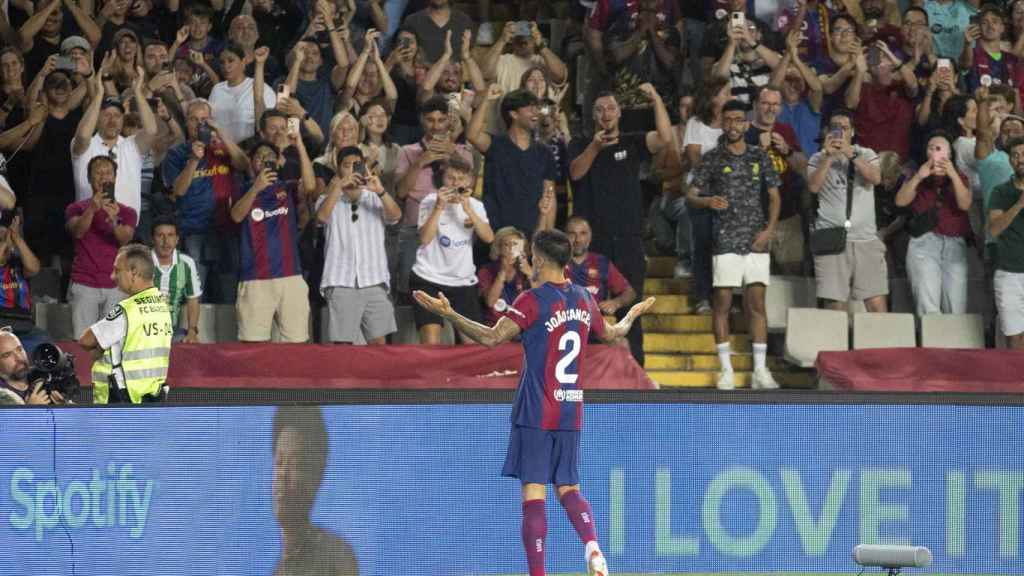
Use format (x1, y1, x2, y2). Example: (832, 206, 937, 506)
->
(987, 137, 1024, 349)
(150, 214, 203, 343)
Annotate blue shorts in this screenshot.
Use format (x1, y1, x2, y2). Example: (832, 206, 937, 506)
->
(501, 425, 580, 486)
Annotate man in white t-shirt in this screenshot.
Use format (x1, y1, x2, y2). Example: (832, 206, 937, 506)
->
(71, 65, 159, 216)
(315, 146, 402, 345)
(411, 157, 493, 344)
(208, 46, 277, 144)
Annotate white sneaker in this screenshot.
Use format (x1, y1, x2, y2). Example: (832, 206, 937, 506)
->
(673, 261, 692, 278)
(716, 371, 735, 390)
(477, 22, 496, 45)
(752, 369, 780, 390)
(694, 299, 712, 315)
(587, 548, 608, 576)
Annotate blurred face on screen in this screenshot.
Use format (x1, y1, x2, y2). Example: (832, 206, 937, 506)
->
(273, 427, 317, 524)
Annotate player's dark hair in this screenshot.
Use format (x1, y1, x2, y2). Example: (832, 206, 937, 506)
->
(501, 88, 540, 127)
(272, 406, 328, 489)
(532, 229, 572, 269)
(119, 243, 156, 281)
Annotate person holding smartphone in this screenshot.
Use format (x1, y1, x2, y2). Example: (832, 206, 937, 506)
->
(411, 157, 493, 344)
(316, 146, 402, 345)
(895, 131, 972, 316)
(477, 226, 532, 326)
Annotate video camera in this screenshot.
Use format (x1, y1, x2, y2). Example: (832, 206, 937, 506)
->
(27, 343, 80, 399)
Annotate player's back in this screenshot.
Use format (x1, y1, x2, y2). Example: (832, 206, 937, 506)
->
(504, 281, 605, 431)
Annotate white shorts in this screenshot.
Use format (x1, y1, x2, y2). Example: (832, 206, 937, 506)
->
(712, 252, 771, 288)
(994, 270, 1024, 336)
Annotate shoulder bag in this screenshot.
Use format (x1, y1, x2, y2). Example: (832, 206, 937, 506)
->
(809, 159, 856, 256)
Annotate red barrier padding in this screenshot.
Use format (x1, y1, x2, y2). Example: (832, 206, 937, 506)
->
(59, 342, 655, 390)
(817, 348, 1024, 392)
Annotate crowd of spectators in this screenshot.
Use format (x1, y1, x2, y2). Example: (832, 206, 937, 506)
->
(0, 0, 1022, 388)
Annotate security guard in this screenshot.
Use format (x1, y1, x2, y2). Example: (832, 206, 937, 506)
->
(80, 243, 173, 403)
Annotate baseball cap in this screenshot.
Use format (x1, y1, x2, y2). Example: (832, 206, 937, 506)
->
(101, 97, 125, 114)
(60, 35, 90, 54)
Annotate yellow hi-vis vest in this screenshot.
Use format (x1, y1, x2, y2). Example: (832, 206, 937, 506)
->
(92, 286, 173, 404)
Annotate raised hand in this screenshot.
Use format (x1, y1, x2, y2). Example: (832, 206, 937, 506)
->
(485, 83, 504, 101)
(254, 46, 270, 66)
(176, 25, 190, 46)
(708, 196, 729, 211)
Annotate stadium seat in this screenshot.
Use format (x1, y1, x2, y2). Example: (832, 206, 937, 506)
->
(852, 313, 916, 349)
(920, 314, 985, 349)
(766, 276, 814, 331)
(784, 308, 849, 368)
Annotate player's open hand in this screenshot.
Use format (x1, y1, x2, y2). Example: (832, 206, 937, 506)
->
(625, 296, 656, 321)
(413, 290, 454, 318)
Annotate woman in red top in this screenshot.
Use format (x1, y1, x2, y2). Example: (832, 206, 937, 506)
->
(895, 132, 972, 316)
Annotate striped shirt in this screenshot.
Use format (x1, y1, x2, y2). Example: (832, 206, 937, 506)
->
(317, 187, 399, 292)
(0, 256, 31, 319)
(151, 249, 202, 328)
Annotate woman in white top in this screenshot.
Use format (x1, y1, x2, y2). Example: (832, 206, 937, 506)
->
(411, 157, 494, 344)
(682, 77, 731, 314)
(208, 43, 276, 143)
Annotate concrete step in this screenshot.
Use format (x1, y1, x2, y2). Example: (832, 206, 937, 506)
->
(646, 256, 676, 278)
(643, 333, 750, 353)
(644, 277, 692, 295)
(645, 354, 788, 371)
(648, 370, 816, 388)
(649, 294, 692, 314)
(643, 314, 746, 333)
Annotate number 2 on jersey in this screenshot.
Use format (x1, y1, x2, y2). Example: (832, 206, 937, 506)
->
(555, 331, 581, 385)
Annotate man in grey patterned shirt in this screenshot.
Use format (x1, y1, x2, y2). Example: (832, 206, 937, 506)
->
(688, 100, 781, 391)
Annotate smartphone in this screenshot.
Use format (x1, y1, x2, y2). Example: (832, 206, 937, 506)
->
(516, 21, 531, 36)
(399, 36, 412, 49)
(731, 11, 745, 29)
(277, 84, 291, 101)
(287, 117, 300, 136)
(197, 122, 212, 145)
(970, 14, 980, 26)
(829, 127, 843, 140)
(54, 56, 76, 73)
(937, 58, 952, 71)
(353, 160, 367, 177)
(539, 105, 551, 116)
(262, 159, 277, 172)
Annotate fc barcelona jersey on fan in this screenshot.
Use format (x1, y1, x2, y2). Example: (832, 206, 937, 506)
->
(503, 281, 606, 431)
(236, 180, 303, 282)
(565, 252, 631, 302)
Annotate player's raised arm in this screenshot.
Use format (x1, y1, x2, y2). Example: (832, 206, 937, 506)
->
(413, 290, 522, 347)
(598, 296, 656, 343)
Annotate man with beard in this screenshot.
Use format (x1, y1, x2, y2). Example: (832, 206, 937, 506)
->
(688, 100, 781, 390)
(468, 85, 557, 235)
(564, 216, 636, 332)
(567, 82, 673, 366)
(0, 329, 67, 404)
(271, 406, 358, 576)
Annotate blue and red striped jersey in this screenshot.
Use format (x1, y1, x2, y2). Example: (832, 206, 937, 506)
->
(0, 258, 30, 317)
(503, 281, 606, 431)
(236, 181, 303, 282)
(565, 252, 631, 302)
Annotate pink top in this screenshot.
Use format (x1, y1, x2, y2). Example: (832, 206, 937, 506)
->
(395, 141, 474, 227)
(65, 200, 138, 288)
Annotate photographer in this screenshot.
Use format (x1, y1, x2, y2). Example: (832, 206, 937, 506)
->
(477, 226, 531, 326)
(80, 243, 171, 404)
(161, 98, 248, 303)
(316, 146, 401, 345)
(411, 157, 492, 344)
(0, 330, 70, 405)
(0, 211, 51, 355)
